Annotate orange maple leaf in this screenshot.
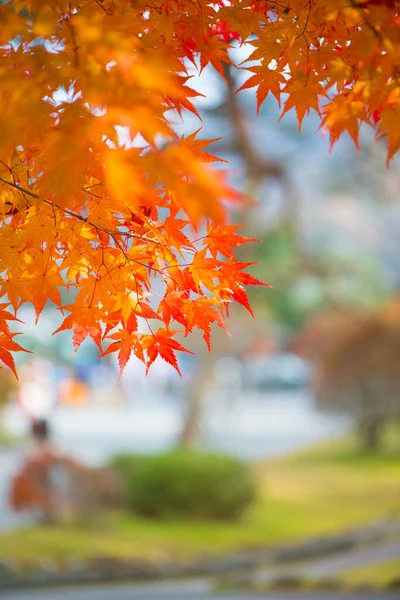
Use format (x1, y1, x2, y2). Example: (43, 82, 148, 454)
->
(205, 223, 259, 258)
(0, 333, 30, 379)
(237, 66, 286, 113)
(140, 329, 193, 376)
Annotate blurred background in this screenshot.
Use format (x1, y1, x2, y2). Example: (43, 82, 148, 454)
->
(0, 52, 399, 595)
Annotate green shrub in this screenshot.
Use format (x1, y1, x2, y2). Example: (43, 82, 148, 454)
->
(109, 450, 256, 520)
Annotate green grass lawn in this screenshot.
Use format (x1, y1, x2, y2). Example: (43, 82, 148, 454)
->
(1, 432, 399, 566)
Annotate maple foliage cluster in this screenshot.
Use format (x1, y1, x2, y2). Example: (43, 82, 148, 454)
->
(0, 0, 399, 376)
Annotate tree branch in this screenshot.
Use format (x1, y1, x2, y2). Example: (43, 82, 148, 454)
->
(223, 64, 344, 298)
(223, 63, 284, 183)
(0, 176, 161, 246)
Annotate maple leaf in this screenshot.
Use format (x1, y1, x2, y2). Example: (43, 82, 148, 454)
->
(28, 272, 63, 323)
(216, 4, 261, 40)
(0, 0, 398, 377)
(183, 297, 230, 350)
(376, 91, 400, 164)
(160, 216, 195, 257)
(180, 129, 228, 164)
(110, 291, 145, 326)
(167, 77, 204, 120)
(232, 285, 254, 318)
(142, 329, 193, 376)
(38, 120, 91, 207)
(0, 333, 30, 379)
(161, 144, 232, 224)
(280, 72, 327, 131)
(205, 222, 259, 258)
(0, 304, 22, 333)
(54, 306, 104, 353)
(321, 96, 368, 151)
(219, 259, 272, 291)
(237, 66, 286, 112)
(105, 149, 146, 208)
(197, 35, 231, 78)
(159, 291, 187, 327)
(189, 248, 219, 292)
(102, 329, 145, 374)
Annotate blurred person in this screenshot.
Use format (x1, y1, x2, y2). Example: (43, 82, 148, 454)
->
(30, 417, 51, 447)
(9, 414, 123, 523)
(9, 413, 61, 523)
(17, 358, 56, 427)
(9, 359, 68, 522)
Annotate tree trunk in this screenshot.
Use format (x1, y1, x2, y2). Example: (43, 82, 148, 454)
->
(179, 381, 204, 448)
(179, 358, 214, 447)
(358, 418, 383, 451)
(178, 66, 284, 449)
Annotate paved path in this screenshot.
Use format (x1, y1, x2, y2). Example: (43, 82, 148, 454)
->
(254, 540, 400, 585)
(292, 541, 400, 578)
(1, 582, 399, 600)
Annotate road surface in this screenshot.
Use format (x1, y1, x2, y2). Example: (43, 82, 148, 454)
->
(1, 582, 399, 600)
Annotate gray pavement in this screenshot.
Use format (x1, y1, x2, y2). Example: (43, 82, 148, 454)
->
(292, 541, 400, 578)
(254, 540, 400, 585)
(1, 582, 399, 600)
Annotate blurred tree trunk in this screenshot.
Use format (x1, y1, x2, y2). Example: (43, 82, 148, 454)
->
(179, 354, 214, 447)
(358, 417, 383, 451)
(178, 64, 285, 448)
